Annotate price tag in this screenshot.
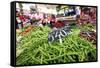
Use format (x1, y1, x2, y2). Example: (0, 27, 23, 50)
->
(48, 26, 71, 42)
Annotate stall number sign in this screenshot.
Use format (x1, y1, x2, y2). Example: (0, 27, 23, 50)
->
(48, 26, 71, 42)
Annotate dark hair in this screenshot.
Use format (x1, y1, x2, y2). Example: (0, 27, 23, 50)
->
(81, 7, 90, 14)
(76, 15, 80, 19)
(51, 14, 55, 19)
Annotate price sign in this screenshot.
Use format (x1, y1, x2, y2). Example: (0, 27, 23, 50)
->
(48, 26, 71, 42)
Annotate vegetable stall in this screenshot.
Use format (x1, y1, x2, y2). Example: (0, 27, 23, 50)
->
(16, 25, 96, 65)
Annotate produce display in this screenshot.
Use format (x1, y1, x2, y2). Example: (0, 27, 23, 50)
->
(16, 25, 96, 65)
(15, 2, 97, 66)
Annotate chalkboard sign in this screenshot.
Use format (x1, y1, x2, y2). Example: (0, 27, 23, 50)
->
(48, 25, 71, 42)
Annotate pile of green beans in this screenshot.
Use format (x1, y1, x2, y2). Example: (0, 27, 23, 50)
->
(16, 26, 96, 65)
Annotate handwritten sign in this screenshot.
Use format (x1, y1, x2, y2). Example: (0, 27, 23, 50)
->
(48, 26, 71, 42)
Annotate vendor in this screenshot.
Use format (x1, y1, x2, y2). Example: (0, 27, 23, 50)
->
(16, 12, 24, 29)
(49, 14, 56, 28)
